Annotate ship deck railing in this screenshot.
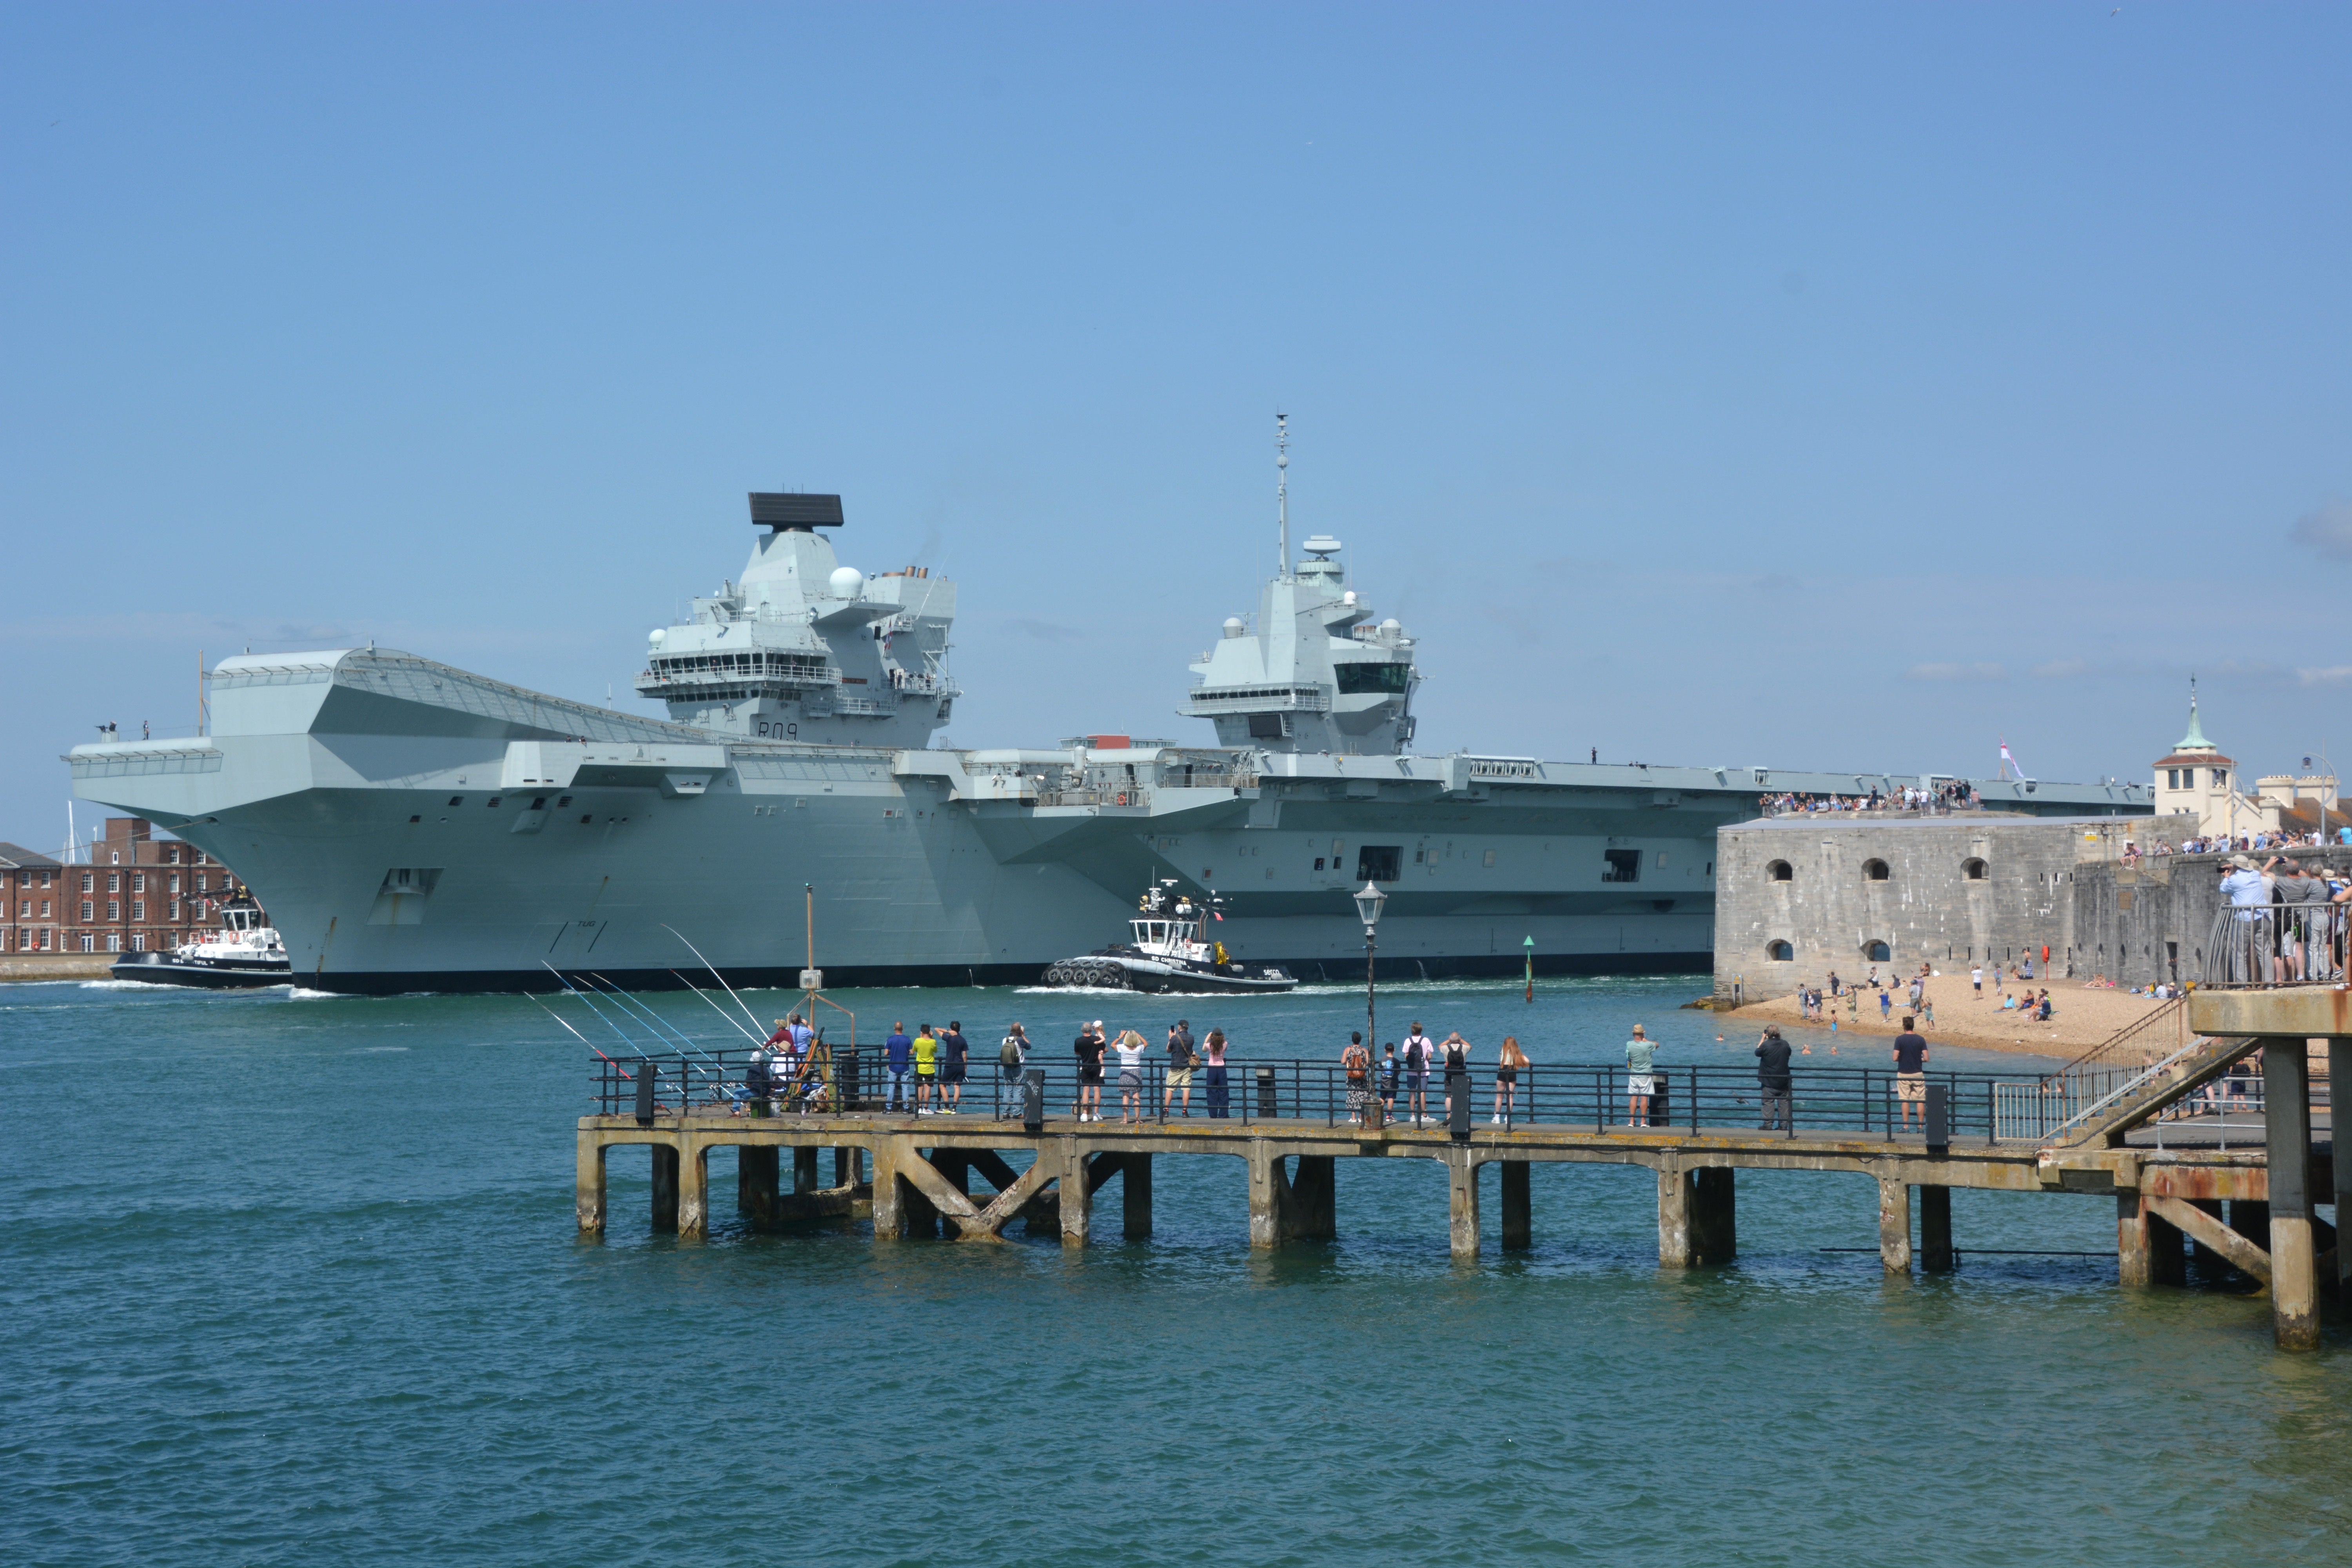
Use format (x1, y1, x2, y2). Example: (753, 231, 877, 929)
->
(590, 1051, 2171, 1147)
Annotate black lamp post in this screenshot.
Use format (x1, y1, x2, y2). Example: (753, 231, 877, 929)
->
(1354, 880, 1388, 1054)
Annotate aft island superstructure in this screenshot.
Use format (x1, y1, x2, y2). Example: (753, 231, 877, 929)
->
(68, 437, 2153, 993)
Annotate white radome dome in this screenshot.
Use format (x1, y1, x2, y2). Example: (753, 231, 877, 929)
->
(829, 566, 865, 599)
(1221, 617, 1247, 639)
(648, 628, 666, 647)
(1380, 618, 1401, 634)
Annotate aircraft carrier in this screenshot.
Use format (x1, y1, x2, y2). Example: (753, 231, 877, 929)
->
(66, 434, 2152, 993)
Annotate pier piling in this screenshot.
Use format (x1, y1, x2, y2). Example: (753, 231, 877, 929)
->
(652, 1145, 680, 1234)
(1919, 1184, 1953, 1273)
(1123, 1154, 1153, 1240)
(1061, 1143, 1093, 1247)
(793, 1146, 818, 1196)
(575, 1138, 606, 1234)
(1691, 1167, 1736, 1265)
(1500, 1160, 1531, 1250)
(1878, 1176, 1912, 1274)
(2261, 1038, 2319, 1350)
(1448, 1152, 1481, 1261)
(740, 1145, 780, 1225)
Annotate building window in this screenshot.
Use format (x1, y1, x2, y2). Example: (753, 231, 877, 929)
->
(1355, 846, 1402, 882)
(81, 933, 96, 952)
(1767, 940, 1794, 961)
(107, 901, 120, 921)
(81, 873, 93, 894)
(1766, 859, 1793, 882)
(1862, 859, 1890, 882)
(108, 873, 120, 894)
(1313, 857, 1325, 871)
(41, 900, 51, 918)
(38, 929, 51, 950)
(131, 900, 145, 921)
(107, 933, 121, 952)
(1962, 858, 1987, 880)
(167, 846, 180, 864)
(2211, 769, 2227, 789)
(133, 873, 145, 894)
(1864, 939, 1892, 961)
(81, 901, 94, 922)
(169, 874, 181, 893)
(1602, 849, 1642, 883)
(110, 851, 120, 864)
(170, 900, 180, 921)
(130, 933, 143, 951)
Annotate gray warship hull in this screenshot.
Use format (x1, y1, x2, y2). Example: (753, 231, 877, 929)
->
(67, 646, 2151, 994)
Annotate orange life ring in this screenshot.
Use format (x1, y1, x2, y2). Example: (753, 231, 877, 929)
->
(1116, 792, 1129, 806)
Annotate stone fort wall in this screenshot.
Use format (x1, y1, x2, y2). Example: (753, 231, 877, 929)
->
(1711, 813, 2200, 999)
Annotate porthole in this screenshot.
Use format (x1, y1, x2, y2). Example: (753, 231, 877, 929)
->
(1766, 859, 1793, 882)
(1767, 940, 1794, 961)
(1862, 858, 1890, 882)
(1962, 857, 1987, 880)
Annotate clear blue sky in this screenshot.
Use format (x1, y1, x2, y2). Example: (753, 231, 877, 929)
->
(5, 3, 2347, 846)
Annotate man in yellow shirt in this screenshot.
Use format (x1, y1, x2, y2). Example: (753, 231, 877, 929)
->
(912, 1025, 940, 1116)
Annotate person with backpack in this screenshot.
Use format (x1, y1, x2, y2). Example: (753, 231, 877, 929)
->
(1400, 1024, 1434, 1126)
(1755, 1025, 1793, 1131)
(1164, 1018, 1198, 1116)
(998, 1022, 1030, 1117)
(1341, 1032, 1372, 1126)
(1378, 1043, 1401, 1120)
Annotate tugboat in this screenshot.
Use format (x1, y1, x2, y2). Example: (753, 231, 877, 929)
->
(110, 896, 292, 988)
(1041, 882, 1298, 994)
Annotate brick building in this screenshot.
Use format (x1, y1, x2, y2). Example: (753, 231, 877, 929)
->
(2, 817, 249, 955)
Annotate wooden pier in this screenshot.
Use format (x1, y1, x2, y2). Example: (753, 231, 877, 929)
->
(577, 987, 2344, 1347)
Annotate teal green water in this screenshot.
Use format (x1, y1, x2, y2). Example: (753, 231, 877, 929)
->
(3, 976, 2345, 1566)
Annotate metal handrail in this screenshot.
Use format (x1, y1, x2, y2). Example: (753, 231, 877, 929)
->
(2198, 899, 2350, 989)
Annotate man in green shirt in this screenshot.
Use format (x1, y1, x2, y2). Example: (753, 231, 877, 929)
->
(1625, 1024, 1658, 1128)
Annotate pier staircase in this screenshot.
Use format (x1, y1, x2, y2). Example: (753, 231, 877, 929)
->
(2007, 998, 2256, 1149)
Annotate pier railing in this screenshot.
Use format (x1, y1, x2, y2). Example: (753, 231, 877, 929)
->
(592, 1050, 2111, 1146)
(2198, 900, 2350, 988)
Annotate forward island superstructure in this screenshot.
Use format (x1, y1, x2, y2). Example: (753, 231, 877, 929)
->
(68, 436, 2153, 993)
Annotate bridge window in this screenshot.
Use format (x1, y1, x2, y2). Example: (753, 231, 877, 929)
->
(1766, 859, 1792, 882)
(1356, 846, 1401, 882)
(1766, 940, 1793, 961)
(1602, 849, 1641, 883)
(1862, 858, 1890, 882)
(1864, 940, 1891, 961)
(1334, 662, 1412, 694)
(1962, 857, 1987, 880)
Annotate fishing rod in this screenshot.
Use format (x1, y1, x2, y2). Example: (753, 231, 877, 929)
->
(667, 966, 768, 1047)
(543, 962, 658, 1055)
(661, 924, 769, 1040)
(526, 991, 637, 1078)
(584, 971, 730, 1080)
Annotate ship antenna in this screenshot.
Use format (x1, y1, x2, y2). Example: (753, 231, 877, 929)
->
(1275, 412, 1290, 582)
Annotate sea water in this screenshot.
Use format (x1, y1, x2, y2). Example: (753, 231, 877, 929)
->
(2, 976, 2344, 1566)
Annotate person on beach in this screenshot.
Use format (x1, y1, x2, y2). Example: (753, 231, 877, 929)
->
(1625, 1024, 1657, 1128)
(1112, 1028, 1147, 1122)
(1342, 1032, 1372, 1125)
(1202, 1029, 1231, 1118)
(1164, 1018, 1198, 1115)
(1756, 1025, 1793, 1130)
(1922, 997, 1936, 1029)
(1379, 1043, 1401, 1120)
(938, 1021, 969, 1114)
(884, 1022, 913, 1112)
(1878, 989, 1893, 1021)
(1892, 1018, 1929, 1131)
(912, 1024, 939, 1115)
(1971, 963, 1983, 998)
(1494, 1035, 1529, 1125)
(1402, 1023, 1434, 1125)
(1074, 1020, 1107, 1122)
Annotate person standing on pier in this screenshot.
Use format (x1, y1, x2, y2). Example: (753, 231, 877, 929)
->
(1892, 1018, 1929, 1131)
(884, 1023, 913, 1113)
(1342, 1033, 1372, 1125)
(1493, 1035, 1528, 1125)
(1074, 1021, 1107, 1122)
(939, 1021, 969, 1115)
(1755, 1025, 1793, 1131)
(1379, 1042, 1400, 1120)
(1165, 1018, 1197, 1116)
(1000, 1022, 1030, 1112)
(1112, 1028, 1147, 1123)
(1440, 1032, 1472, 1124)
(912, 1025, 940, 1116)
(1625, 1025, 1657, 1128)
(1401, 1024, 1434, 1125)
(1202, 1029, 1231, 1118)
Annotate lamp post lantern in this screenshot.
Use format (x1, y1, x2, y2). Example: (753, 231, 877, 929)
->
(1354, 881, 1388, 1058)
